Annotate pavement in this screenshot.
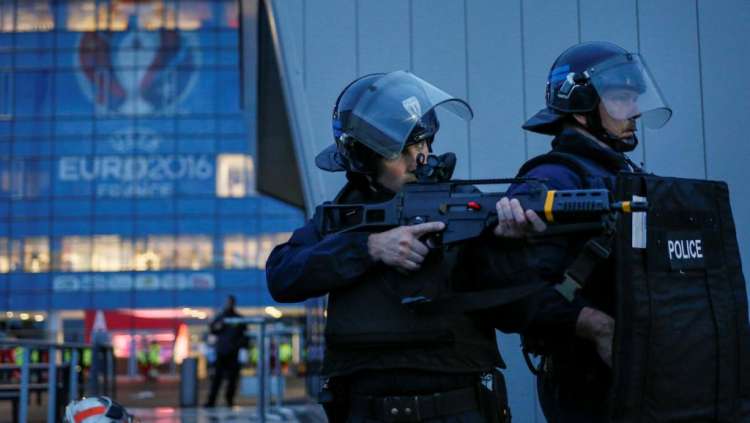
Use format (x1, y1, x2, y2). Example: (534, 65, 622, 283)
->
(0, 374, 322, 422)
(130, 405, 327, 423)
(115, 374, 308, 408)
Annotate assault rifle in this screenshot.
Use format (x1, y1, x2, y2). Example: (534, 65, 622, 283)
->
(314, 153, 647, 313)
(315, 178, 646, 245)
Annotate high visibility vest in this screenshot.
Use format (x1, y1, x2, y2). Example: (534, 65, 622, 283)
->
(148, 344, 160, 365)
(82, 348, 92, 367)
(279, 343, 292, 363)
(250, 346, 259, 365)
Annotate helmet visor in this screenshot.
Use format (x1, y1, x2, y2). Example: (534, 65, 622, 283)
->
(348, 70, 473, 160)
(589, 54, 672, 129)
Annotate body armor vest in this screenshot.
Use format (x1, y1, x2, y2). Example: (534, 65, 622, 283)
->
(320, 183, 502, 377)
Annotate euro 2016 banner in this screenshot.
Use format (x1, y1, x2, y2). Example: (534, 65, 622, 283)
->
(49, 24, 245, 199)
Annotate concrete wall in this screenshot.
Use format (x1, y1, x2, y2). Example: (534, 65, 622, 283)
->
(265, 0, 750, 420)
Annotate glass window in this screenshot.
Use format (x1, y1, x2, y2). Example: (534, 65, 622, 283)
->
(216, 154, 254, 198)
(134, 235, 175, 270)
(63, 0, 96, 32)
(175, 235, 212, 270)
(219, 1, 239, 29)
(256, 233, 288, 270)
(0, 3, 15, 33)
(15, 1, 54, 32)
(0, 237, 8, 273)
(131, 1, 169, 31)
(64, 0, 113, 32)
(177, 1, 213, 30)
(222, 232, 290, 270)
(60, 236, 91, 272)
(223, 235, 251, 269)
(23, 236, 50, 273)
(92, 235, 132, 272)
(9, 238, 21, 272)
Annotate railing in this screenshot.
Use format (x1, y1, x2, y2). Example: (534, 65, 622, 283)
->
(223, 317, 302, 423)
(0, 339, 115, 423)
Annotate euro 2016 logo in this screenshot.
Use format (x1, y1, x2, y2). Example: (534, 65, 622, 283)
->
(77, 27, 200, 114)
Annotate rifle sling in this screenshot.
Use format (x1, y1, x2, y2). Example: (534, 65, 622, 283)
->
(554, 234, 614, 302)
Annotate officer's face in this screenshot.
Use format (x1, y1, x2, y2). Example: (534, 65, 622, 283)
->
(376, 140, 430, 192)
(599, 89, 639, 139)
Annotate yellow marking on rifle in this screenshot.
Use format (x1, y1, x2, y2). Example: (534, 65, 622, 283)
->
(544, 190, 556, 222)
(622, 201, 632, 213)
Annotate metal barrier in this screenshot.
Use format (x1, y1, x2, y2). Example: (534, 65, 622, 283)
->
(0, 339, 115, 423)
(223, 317, 301, 423)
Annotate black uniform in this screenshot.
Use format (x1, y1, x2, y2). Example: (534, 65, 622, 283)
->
(206, 308, 247, 407)
(509, 127, 638, 422)
(267, 181, 541, 422)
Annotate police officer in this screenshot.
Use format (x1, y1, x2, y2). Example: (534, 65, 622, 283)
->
(266, 70, 547, 422)
(205, 295, 248, 408)
(503, 41, 672, 422)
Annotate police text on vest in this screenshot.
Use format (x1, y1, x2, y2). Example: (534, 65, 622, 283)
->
(667, 239, 702, 260)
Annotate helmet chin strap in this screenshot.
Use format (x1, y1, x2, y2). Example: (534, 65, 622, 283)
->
(583, 109, 639, 153)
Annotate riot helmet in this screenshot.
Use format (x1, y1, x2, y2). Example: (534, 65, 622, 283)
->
(316, 70, 473, 174)
(524, 41, 672, 151)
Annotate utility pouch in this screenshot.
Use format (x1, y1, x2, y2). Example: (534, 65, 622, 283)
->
(477, 368, 512, 423)
(319, 377, 350, 423)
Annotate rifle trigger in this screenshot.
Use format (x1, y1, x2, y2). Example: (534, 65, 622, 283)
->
(439, 203, 448, 214)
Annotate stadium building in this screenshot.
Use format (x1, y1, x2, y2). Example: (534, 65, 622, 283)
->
(0, 0, 303, 371)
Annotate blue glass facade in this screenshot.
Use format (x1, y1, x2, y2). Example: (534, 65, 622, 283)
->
(0, 0, 304, 311)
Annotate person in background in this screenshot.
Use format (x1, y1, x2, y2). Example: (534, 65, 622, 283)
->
(204, 294, 247, 408)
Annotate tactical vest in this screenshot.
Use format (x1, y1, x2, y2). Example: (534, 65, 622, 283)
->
(517, 150, 620, 191)
(320, 183, 502, 378)
(517, 151, 623, 401)
(518, 150, 625, 313)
